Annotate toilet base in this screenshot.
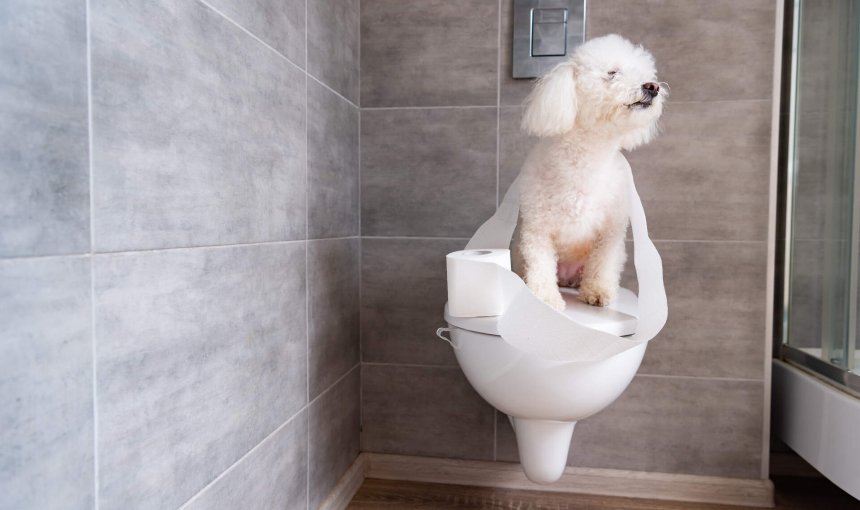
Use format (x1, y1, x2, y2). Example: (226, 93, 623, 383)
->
(510, 417, 576, 484)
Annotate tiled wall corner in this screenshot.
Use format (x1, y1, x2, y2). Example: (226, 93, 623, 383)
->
(2, 0, 361, 508)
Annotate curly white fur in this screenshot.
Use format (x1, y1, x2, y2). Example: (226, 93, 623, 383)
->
(513, 34, 666, 310)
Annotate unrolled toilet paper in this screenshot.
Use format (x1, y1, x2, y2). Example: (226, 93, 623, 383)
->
(446, 249, 512, 317)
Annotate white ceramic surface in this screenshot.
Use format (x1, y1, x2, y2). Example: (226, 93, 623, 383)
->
(445, 325, 646, 483)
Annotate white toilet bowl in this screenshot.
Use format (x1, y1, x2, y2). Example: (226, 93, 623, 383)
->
(441, 288, 646, 484)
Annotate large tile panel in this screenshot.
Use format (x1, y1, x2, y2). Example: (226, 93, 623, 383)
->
(361, 108, 497, 237)
(308, 80, 360, 239)
(497, 375, 764, 478)
(183, 410, 308, 510)
(90, 0, 306, 252)
(498, 106, 535, 201)
(308, 0, 360, 104)
(309, 238, 360, 398)
(0, 0, 89, 257)
(588, 0, 775, 102)
(626, 100, 772, 241)
(630, 241, 768, 380)
(202, 0, 305, 68)
(362, 364, 495, 460)
(361, 0, 499, 107)
(0, 257, 93, 510)
(309, 368, 360, 510)
(361, 238, 466, 366)
(94, 243, 307, 509)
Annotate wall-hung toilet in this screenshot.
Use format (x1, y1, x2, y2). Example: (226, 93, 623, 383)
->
(439, 288, 646, 484)
(439, 159, 667, 484)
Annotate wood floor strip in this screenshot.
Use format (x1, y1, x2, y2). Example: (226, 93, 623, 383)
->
(364, 453, 775, 508)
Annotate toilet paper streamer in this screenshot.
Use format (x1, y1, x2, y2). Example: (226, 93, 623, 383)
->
(446, 249, 512, 317)
(460, 153, 668, 364)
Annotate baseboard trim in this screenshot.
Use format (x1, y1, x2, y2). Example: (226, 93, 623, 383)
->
(318, 454, 368, 510)
(363, 453, 775, 508)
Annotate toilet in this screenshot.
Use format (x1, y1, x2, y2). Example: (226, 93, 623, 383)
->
(438, 159, 667, 484)
(439, 288, 646, 484)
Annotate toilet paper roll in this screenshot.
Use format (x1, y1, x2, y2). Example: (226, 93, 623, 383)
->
(446, 249, 512, 318)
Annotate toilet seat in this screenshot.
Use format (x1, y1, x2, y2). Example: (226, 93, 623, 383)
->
(444, 287, 639, 337)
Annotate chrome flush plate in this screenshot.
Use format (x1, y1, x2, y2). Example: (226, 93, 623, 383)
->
(512, 0, 586, 79)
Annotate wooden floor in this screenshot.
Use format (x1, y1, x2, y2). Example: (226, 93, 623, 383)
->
(347, 477, 860, 510)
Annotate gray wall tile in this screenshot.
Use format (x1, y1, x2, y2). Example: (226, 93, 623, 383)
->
(362, 238, 466, 366)
(625, 241, 768, 380)
(497, 376, 764, 478)
(361, 0, 499, 107)
(498, 106, 535, 202)
(309, 238, 360, 398)
(91, 0, 306, 252)
(588, 0, 775, 102)
(499, 0, 535, 106)
(308, 81, 360, 239)
(94, 243, 307, 509)
(626, 100, 772, 241)
(184, 411, 308, 510)
(0, 257, 93, 510)
(361, 108, 497, 237)
(308, 0, 360, 104)
(309, 368, 360, 510)
(0, 0, 89, 257)
(362, 364, 495, 460)
(203, 0, 306, 68)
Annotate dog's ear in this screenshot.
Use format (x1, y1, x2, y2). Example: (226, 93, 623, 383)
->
(521, 62, 578, 137)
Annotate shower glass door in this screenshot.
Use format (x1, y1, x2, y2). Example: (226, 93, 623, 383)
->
(784, 0, 860, 393)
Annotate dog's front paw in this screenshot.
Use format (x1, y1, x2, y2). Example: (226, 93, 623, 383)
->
(539, 289, 566, 311)
(578, 284, 616, 307)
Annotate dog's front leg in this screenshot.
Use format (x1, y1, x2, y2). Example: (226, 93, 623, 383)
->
(519, 226, 565, 311)
(579, 229, 626, 307)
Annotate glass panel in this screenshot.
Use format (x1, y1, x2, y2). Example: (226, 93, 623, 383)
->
(787, 0, 860, 371)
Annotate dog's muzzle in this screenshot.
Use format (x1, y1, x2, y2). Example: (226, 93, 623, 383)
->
(628, 82, 660, 109)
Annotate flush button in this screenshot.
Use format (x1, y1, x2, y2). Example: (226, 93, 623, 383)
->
(531, 8, 568, 57)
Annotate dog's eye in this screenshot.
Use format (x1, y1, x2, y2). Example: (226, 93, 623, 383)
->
(607, 70, 618, 80)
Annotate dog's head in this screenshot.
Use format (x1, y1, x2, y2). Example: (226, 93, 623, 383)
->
(521, 34, 665, 150)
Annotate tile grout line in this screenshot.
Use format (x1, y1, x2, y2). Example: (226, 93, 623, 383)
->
(177, 406, 308, 509)
(494, 0, 501, 461)
(362, 236, 472, 241)
(309, 363, 361, 409)
(0, 253, 92, 263)
(0, 238, 361, 262)
(195, 0, 359, 110)
(308, 72, 360, 110)
(87, 237, 358, 258)
(495, 0, 501, 209)
(304, 0, 310, 507)
(85, 0, 99, 506)
(358, 0, 365, 444)
(195, 0, 302, 73)
(362, 105, 497, 111)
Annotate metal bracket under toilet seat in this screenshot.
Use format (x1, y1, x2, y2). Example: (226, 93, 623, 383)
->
(435, 327, 458, 349)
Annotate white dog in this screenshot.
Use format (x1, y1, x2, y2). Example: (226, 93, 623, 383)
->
(512, 34, 665, 310)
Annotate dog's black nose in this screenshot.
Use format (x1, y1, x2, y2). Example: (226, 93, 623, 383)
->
(642, 82, 660, 97)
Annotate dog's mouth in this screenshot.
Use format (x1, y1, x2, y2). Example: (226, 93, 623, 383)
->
(627, 96, 654, 109)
